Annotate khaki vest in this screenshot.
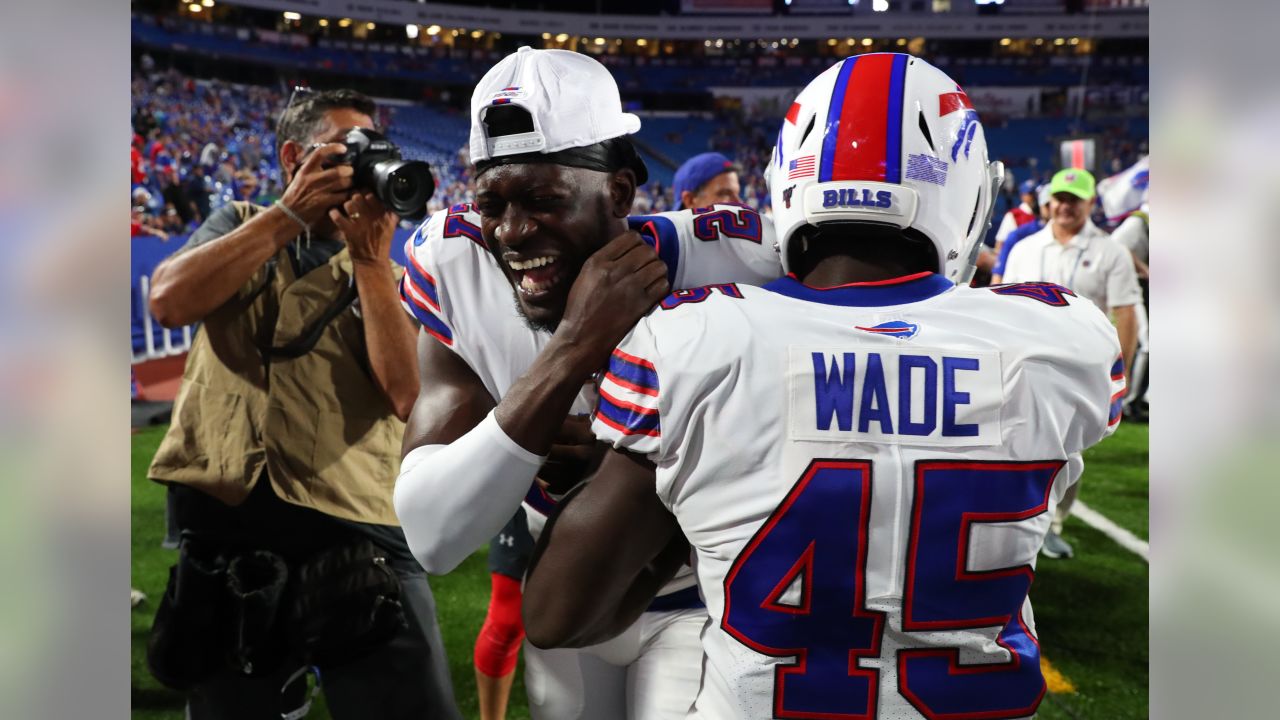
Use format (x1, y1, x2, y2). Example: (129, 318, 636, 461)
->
(149, 203, 405, 526)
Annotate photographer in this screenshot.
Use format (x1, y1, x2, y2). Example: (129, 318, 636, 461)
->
(146, 89, 460, 720)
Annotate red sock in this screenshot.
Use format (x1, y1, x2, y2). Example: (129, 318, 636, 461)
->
(474, 572, 525, 678)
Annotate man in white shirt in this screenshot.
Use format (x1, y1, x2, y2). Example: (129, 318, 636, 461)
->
(1002, 167, 1142, 559)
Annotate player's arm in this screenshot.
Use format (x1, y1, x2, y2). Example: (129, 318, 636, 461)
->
(1111, 303, 1138, 387)
(1106, 246, 1143, 385)
(395, 330, 521, 575)
(523, 448, 686, 649)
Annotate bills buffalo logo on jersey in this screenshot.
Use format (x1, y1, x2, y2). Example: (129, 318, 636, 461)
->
(491, 86, 522, 105)
(855, 320, 919, 339)
(939, 88, 980, 161)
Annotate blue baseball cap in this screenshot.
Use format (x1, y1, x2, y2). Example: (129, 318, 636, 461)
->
(672, 152, 740, 209)
(1019, 178, 1038, 195)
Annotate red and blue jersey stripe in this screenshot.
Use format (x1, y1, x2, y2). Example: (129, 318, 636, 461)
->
(1110, 357, 1125, 381)
(405, 254, 441, 311)
(820, 53, 910, 185)
(603, 349, 660, 397)
(1108, 354, 1126, 426)
(596, 386, 660, 437)
(398, 274, 453, 346)
(597, 349, 661, 437)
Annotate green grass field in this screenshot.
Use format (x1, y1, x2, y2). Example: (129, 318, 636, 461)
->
(131, 422, 1147, 719)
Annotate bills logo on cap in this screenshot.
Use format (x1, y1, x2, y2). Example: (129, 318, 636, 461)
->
(855, 321, 919, 339)
(491, 86, 523, 105)
(1064, 171, 1078, 182)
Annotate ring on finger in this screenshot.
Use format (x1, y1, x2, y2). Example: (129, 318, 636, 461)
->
(350, 212, 361, 219)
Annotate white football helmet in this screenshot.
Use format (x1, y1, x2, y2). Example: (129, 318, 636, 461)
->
(765, 53, 1004, 283)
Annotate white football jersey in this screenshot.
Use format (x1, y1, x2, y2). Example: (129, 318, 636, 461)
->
(593, 273, 1125, 719)
(399, 202, 781, 548)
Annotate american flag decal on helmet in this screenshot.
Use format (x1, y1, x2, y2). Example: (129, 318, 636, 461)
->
(788, 156, 815, 179)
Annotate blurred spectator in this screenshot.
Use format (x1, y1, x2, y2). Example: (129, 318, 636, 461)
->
(995, 178, 1041, 249)
(184, 165, 210, 223)
(1002, 167, 1144, 559)
(992, 184, 1052, 284)
(672, 152, 742, 210)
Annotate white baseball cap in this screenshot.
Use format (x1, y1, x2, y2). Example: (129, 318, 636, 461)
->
(469, 46, 642, 162)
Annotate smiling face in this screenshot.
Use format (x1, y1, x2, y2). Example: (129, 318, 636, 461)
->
(1050, 191, 1091, 236)
(474, 163, 630, 332)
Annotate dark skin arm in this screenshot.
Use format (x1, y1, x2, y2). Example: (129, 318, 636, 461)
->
(401, 328, 496, 457)
(523, 448, 688, 649)
(148, 144, 353, 328)
(331, 192, 419, 421)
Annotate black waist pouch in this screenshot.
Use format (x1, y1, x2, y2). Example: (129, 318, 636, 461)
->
(286, 539, 408, 668)
(147, 539, 406, 690)
(146, 540, 231, 690)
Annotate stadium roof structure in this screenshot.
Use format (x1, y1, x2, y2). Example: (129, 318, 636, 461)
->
(220, 0, 1148, 41)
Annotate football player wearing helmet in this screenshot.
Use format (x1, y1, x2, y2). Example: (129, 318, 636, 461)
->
(526, 54, 1124, 719)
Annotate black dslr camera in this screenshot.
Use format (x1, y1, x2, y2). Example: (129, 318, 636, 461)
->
(331, 128, 435, 221)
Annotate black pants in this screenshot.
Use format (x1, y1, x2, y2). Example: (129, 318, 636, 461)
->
(169, 482, 462, 720)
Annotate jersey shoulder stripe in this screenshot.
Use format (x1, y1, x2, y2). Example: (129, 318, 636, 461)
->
(597, 349, 662, 438)
(605, 349, 659, 397)
(1108, 355, 1127, 427)
(398, 276, 454, 345)
(404, 251, 440, 310)
(629, 214, 681, 287)
(596, 391, 661, 437)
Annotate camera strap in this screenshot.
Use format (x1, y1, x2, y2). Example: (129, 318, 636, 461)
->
(259, 278, 359, 361)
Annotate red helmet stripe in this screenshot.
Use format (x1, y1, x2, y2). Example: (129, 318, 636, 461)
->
(829, 54, 898, 183)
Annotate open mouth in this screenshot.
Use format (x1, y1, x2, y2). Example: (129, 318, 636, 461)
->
(508, 255, 570, 299)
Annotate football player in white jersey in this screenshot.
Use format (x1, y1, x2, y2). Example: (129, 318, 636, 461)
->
(393, 47, 781, 719)
(525, 54, 1125, 719)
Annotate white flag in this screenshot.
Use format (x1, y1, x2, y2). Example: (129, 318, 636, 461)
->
(1097, 155, 1149, 223)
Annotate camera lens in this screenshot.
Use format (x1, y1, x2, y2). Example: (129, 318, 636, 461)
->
(372, 160, 434, 221)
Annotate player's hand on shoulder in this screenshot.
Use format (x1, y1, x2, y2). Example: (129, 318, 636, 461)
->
(536, 414, 604, 496)
(556, 230, 670, 371)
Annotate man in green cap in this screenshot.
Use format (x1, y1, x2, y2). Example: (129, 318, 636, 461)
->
(1002, 166, 1142, 559)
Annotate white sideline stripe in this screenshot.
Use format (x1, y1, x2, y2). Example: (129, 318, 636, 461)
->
(1071, 500, 1149, 562)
